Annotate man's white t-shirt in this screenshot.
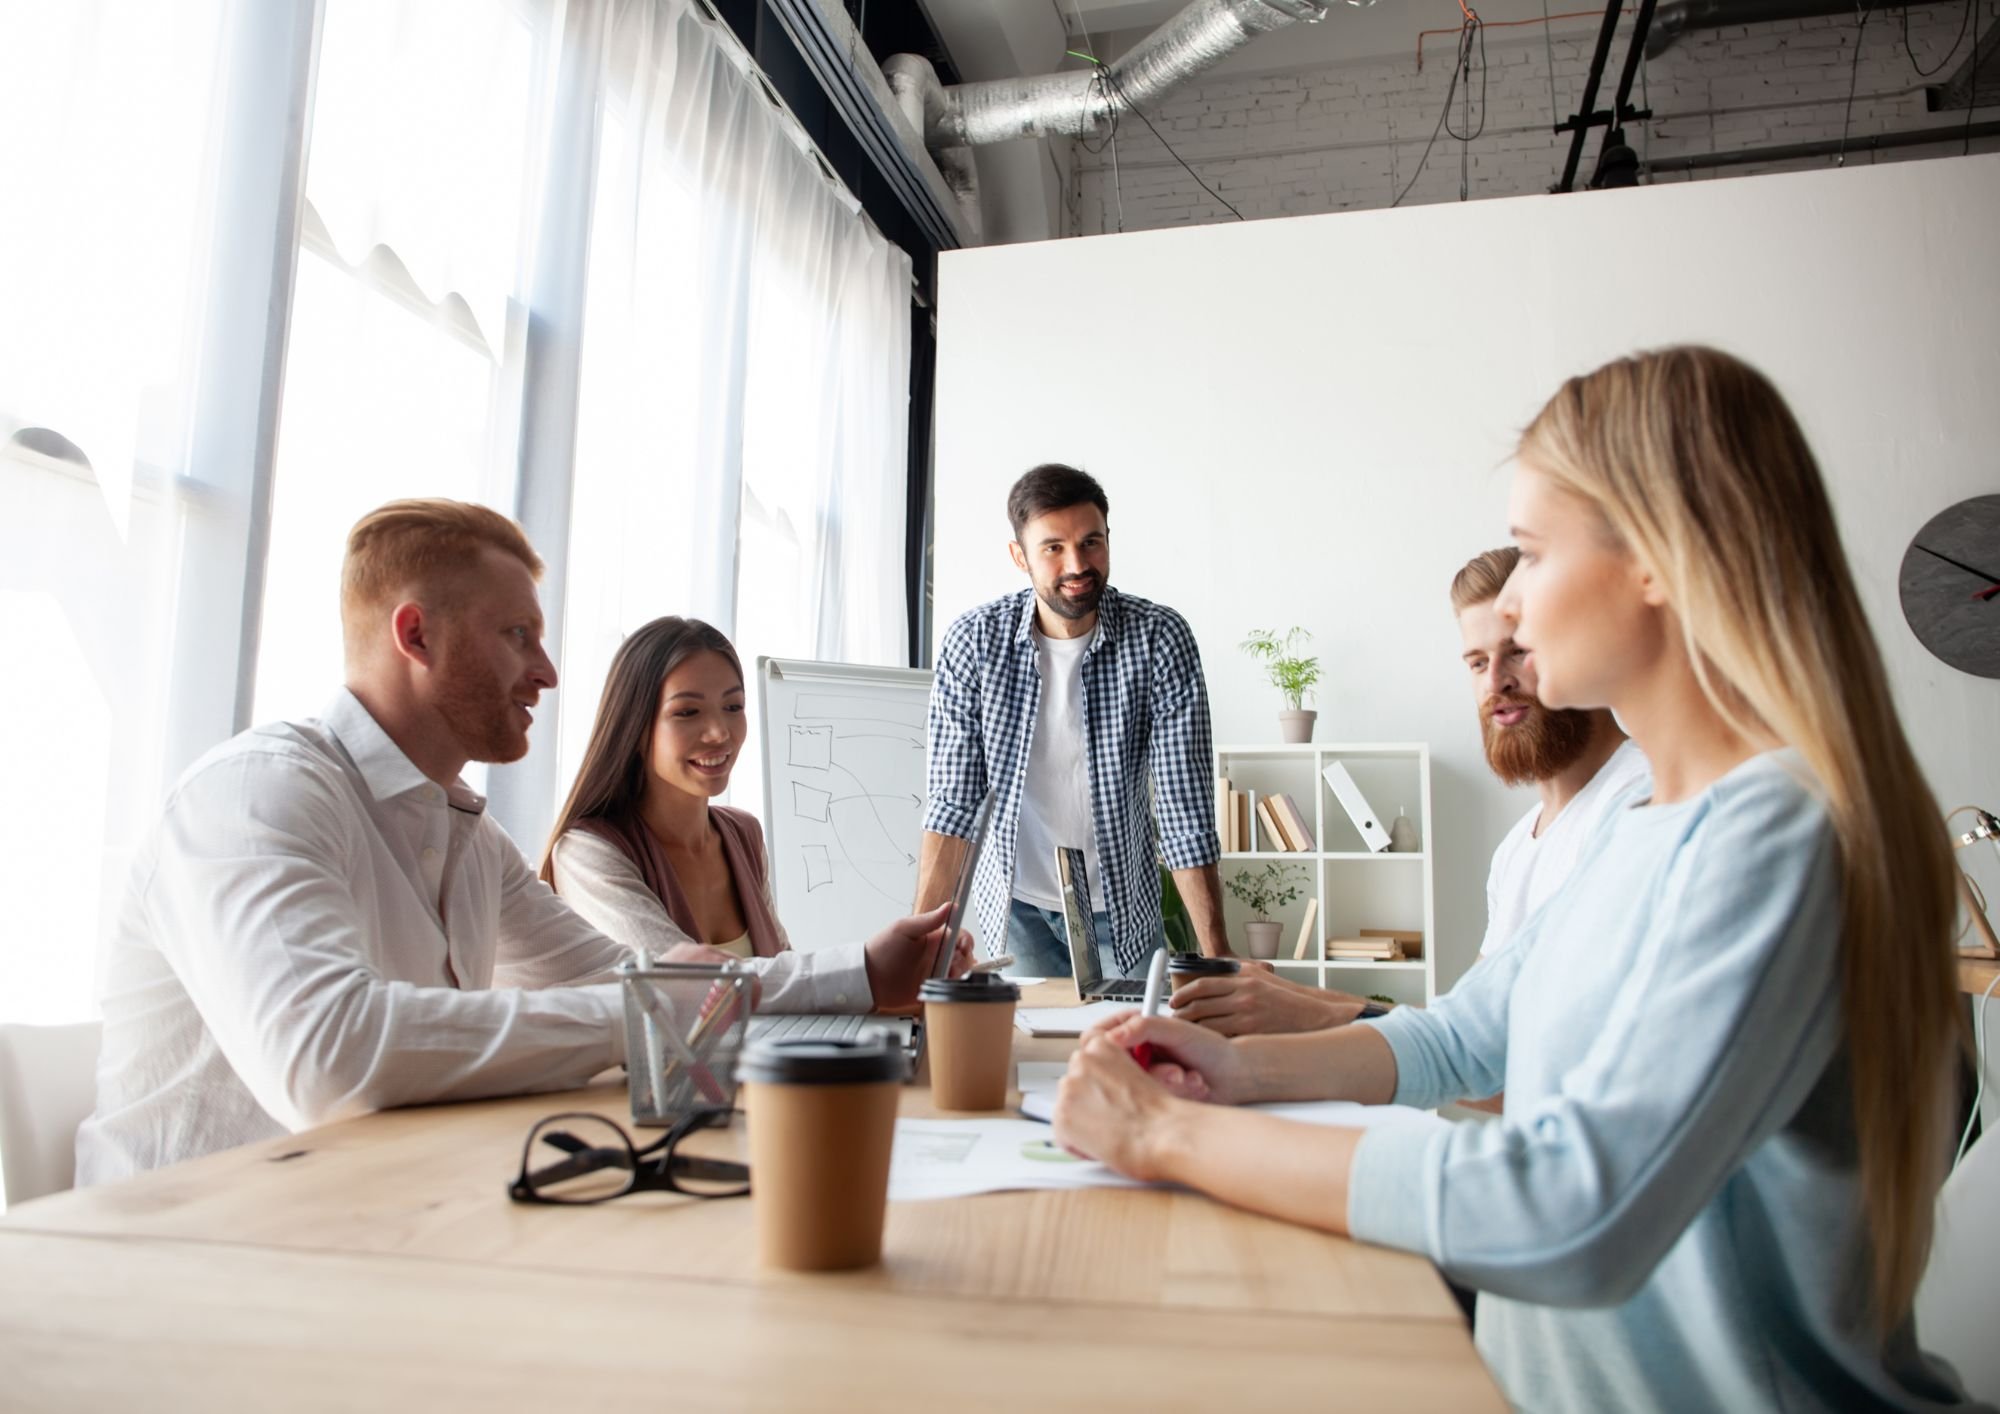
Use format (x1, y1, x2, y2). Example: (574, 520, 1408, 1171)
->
(1478, 738, 1651, 959)
(1011, 628, 1099, 909)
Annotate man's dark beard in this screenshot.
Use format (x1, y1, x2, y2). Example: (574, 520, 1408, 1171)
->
(1039, 571, 1102, 621)
(1481, 694, 1596, 786)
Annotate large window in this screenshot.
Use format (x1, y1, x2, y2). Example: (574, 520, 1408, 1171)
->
(1, 0, 915, 1026)
(252, 0, 552, 726)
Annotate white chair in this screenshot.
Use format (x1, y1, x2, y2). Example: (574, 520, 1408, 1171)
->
(1916, 1129, 2000, 1403)
(0, 1020, 102, 1209)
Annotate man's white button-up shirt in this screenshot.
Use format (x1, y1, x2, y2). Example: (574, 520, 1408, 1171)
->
(76, 690, 634, 1185)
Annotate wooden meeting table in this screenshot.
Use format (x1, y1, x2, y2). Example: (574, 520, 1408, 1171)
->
(0, 982, 1502, 1411)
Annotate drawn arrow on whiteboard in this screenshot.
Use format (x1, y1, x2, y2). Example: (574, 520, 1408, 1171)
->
(831, 827, 910, 906)
(832, 792, 924, 809)
(829, 764, 917, 866)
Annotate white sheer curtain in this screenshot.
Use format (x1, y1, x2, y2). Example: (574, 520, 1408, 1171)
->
(0, 2, 311, 1026)
(553, 0, 914, 829)
(251, 0, 560, 729)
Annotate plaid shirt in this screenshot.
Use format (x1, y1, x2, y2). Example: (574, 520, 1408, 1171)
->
(924, 585, 1220, 974)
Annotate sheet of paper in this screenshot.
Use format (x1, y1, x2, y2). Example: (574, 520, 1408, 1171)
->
(1014, 1000, 1139, 1036)
(888, 1117, 1147, 1201)
(1016, 1085, 1433, 1132)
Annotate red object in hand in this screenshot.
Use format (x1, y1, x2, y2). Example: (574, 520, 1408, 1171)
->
(1130, 1042, 1159, 1069)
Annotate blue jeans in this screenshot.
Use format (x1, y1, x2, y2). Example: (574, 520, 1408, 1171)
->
(1005, 899, 1161, 980)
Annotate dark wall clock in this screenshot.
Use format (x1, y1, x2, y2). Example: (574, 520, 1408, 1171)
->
(1899, 495, 2000, 679)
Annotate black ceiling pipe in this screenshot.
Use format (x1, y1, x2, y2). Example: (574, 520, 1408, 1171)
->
(1641, 118, 2000, 170)
(1647, 0, 1881, 56)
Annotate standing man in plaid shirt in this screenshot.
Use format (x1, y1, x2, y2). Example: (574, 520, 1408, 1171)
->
(915, 464, 1231, 978)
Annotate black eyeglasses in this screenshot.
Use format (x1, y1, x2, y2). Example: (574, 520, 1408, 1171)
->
(509, 1106, 749, 1205)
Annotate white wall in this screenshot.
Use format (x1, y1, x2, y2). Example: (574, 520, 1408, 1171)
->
(935, 153, 2000, 1002)
(1070, 2, 2000, 231)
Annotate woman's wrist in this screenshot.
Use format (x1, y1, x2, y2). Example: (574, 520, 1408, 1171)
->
(1138, 1093, 1206, 1184)
(1232, 1034, 1291, 1104)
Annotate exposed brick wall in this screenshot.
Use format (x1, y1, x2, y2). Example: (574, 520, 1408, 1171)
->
(1070, 3, 2000, 231)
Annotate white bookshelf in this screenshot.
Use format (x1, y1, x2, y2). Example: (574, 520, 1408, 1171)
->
(1214, 742, 1436, 1009)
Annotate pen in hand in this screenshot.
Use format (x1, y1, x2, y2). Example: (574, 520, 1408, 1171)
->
(1129, 948, 1169, 1070)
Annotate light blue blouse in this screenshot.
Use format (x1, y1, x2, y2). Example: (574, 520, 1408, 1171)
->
(1348, 751, 1984, 1413)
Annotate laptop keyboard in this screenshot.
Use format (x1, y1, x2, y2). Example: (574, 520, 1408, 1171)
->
(1097, 980, 1147, 1001)
(746, 1013, 871, 1043)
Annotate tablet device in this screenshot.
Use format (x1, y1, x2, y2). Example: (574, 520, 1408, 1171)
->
(931, 792, 998, 980)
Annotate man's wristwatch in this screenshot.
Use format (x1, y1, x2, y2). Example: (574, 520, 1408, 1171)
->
(1355, 1002, 1391, 1020)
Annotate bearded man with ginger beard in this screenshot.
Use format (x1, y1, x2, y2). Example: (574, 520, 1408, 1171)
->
(1455, 546, 1650, 962)
(1168, 548, 1650, 1047)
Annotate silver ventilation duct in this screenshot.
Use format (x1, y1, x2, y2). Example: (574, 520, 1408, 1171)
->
(885, 0, 1328, 241)
(882, 54, 984, 241)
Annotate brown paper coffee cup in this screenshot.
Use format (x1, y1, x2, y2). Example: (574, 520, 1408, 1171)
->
(923, 997, 1017, 1110)
(1168, 955, 1241, 995)
(739, 1035, 905, 1271)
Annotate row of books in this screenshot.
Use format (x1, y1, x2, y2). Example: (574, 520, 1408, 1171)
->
(1234, 903, 1428, 963)
(1216, 780, 1316, 853)
(1326, 929, 1424, 961)
(1216, 762, 1396, 855)
(1271, 918, 1427, 963)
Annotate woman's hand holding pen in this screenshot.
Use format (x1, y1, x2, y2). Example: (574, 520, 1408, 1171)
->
(1051, 1012, 1250, 1178)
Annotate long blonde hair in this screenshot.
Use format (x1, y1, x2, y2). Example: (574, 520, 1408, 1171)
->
(1518, 345, 1959, 1328)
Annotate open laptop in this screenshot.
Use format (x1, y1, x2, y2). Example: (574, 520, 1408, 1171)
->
(745, 793, 996, 1059)
(1056, 846, 1148, 1002)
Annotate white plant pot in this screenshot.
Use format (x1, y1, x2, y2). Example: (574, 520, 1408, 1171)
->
(1278, 709, 1317, 744)
(1244, 921, 1283, 959)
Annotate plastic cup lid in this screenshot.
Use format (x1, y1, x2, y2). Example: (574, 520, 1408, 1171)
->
(919, 974, 1021, 1004)
(736, 1032, 908, 1086)
(1167, 954, 1241, 975)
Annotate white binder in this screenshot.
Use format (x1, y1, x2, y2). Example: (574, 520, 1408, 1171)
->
(1321, 761, 1392, 853)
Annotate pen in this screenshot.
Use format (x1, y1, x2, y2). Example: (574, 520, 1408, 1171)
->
(1129, 948, 1169, 1070)
(636, 982, 728, 1105)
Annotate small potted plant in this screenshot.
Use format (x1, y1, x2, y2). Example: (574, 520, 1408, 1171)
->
(1241, 627, 1321, 743)
(1225, 862, 1308, 959)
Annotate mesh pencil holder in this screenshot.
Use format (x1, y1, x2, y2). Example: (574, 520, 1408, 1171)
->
(618, 959, 755, 1129)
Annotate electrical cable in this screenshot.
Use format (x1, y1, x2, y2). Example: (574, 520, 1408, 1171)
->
(1839, 1, 1874, 164)
(1542, 0, 1563, 131)
(1105, 70, 1127, 232)
(1098, 64, 1247, 220)
(1445, 13, 1489, 142)
(1075, 54, 1115, 154)
(1452, 10, 1488, 199)
(1393, 15, 1482, 208)
(1901, 0, 1972, 78)
(1640, 50, 1652, 174)
(1417, 9, 1601, 70)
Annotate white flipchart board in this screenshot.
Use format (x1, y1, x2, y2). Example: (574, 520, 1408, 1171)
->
(757, 656, 933, 950)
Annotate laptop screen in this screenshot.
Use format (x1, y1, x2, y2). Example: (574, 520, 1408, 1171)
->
(1055, 846, 1105, 994)
(932, 793, 997, 980)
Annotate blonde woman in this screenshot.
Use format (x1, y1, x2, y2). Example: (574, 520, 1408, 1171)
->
(1052, 348, 1980, 1411)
